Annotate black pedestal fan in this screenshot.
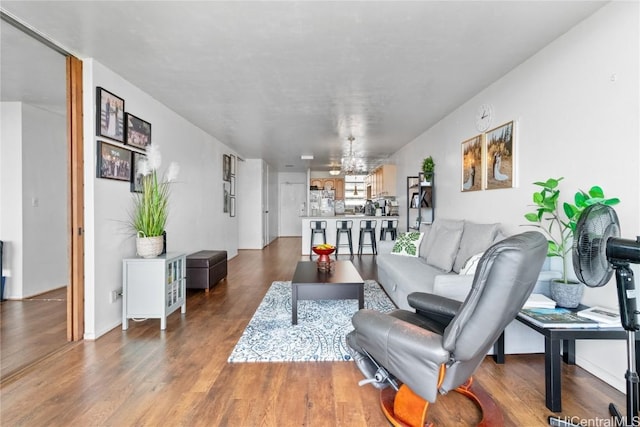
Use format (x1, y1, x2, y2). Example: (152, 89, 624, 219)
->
(549, 204, 640, 426)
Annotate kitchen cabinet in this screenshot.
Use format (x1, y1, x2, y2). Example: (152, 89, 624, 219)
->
(309, 178, 344, 199)
(310, 178, 323, 189)
(334, 179, 344, 199)
(367, 165, 396, 198)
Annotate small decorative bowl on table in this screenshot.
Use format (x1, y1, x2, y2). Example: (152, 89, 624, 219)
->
(312, 244, 336, 272)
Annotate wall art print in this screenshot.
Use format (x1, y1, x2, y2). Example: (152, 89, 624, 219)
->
(125, 113, 151, 150)
(223, 154, 231, 182)
(97, 141, 131, 181)
(223, 182, 230, 213)
(461, 134, 483, 192)
(96, 87, 125, 143)
(130, 151, 147, 192)
(485, 121, 515, 190)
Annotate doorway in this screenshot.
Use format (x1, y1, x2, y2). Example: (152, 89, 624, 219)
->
(279, 182, 306, 237)
(0, 13, 84, 381)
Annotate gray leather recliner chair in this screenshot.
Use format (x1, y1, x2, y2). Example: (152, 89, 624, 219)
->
(346, 231, 548, 426)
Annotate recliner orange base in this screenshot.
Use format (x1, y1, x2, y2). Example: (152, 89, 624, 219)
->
(379, 378, 504, 427)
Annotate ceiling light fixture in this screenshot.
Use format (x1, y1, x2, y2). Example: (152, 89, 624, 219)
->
(300, 154, 314, 160)
(329, 168, 340, 176)
(341, 136, 364, 175)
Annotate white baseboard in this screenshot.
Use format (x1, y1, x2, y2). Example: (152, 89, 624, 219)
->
(576, 355, 625, 393)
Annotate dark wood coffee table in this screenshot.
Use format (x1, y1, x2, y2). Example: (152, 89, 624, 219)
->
(291, 261, 364, 325)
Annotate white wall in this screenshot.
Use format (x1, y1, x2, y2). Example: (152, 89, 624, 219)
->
(0, 102, 23, 298)
(82, 59, 239, 339)
(393, 2, 639, 391)
(21, 104, 68, 297)
(0, 102, 67, 299)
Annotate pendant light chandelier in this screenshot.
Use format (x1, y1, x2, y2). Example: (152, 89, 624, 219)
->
(341, 136, 364, 175)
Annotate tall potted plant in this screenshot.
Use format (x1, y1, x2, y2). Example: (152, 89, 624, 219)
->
(131, 145, 179, 258)
(524, 177, 619, 307)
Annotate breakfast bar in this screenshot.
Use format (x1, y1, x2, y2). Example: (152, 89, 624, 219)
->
(301, 215, 399, 256)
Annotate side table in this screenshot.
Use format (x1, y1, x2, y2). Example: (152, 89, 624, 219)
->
(122, 252, 186, 330)
(493, 309, 635, 412)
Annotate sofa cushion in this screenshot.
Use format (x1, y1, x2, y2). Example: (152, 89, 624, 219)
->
(452, 222, 500, 273)
(422, 219, 464, 272)
(459, 252, 484, 275)
(418, 224, 431, 260)
(377, 252, 450, 309)
(391, 232, 424, 257)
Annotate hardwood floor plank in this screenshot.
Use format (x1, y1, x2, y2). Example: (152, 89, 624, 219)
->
(0, 287, 67, 379)
(0, 237, 627, 426)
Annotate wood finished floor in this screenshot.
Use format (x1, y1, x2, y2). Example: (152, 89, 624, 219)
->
(1, 286, 67, 379)
(0, 237, 626, 426)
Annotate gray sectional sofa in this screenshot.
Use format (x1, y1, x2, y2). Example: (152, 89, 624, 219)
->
(377, 218, 560, 354)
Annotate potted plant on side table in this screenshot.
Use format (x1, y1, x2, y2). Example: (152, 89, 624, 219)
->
(131, 145, 179, 258)
(524, 177, 620, 307)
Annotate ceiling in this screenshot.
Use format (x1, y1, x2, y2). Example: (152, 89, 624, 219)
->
(0, 1, 606, 173)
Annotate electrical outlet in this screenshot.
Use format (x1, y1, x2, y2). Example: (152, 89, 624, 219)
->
(110, 290, 118, 303)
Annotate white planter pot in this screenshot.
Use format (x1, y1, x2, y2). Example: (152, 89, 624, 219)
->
(136, 235, 164, 258)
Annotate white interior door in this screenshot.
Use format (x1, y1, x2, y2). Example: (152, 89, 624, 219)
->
(262, 162, 269, 247)
(279, 182, 306, 236)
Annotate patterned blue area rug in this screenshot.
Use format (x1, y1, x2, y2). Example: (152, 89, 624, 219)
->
(227, 280, 395, 363)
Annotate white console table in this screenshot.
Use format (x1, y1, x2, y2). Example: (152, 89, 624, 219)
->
(122, 252, 186, 330)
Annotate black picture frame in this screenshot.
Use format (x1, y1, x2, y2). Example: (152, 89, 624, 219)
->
(223, 182, 230, 213)
(130, 151, 147, 192)
(97, 141, 131, 181)
(125, 113, 151, 150)
(96, 87, 125, 142)
(223, 154, 231, 182)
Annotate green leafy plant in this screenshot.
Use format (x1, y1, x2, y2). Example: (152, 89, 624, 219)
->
(524, 177, 620, 283)
(422, 156, 435, 178)
(130, 145, 179, 238)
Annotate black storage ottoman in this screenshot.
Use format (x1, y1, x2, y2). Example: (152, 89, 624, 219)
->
(186, 250, 227, 291)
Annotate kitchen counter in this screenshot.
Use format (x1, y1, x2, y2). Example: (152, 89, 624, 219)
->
(301, 215, 399, 255)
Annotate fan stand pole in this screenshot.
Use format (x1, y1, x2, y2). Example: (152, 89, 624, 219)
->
(612, 264, 639, 426)
(611, 329, 639, 426)
(550, 264, 639, 427)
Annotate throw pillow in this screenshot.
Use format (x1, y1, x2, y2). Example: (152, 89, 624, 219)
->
(422, 219, 465, 271)
(391, 232, 424, 257)
(459, 252, 484, 275)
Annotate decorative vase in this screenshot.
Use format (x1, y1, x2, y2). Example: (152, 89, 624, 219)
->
(312, 246, 335, 272)
(549, 279, 584, 308)
(136, 235, 164, 258)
